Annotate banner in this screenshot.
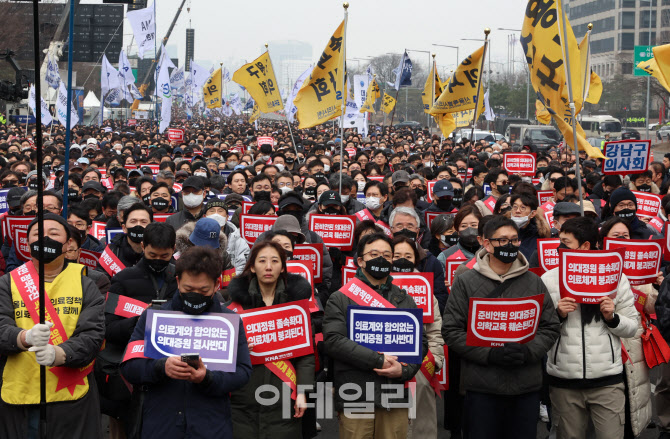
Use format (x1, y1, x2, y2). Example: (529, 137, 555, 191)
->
(100, 54, 121, 99)
(0, 187, 26, 214)
(56, 82, 78, 129)
(232, 51, 283, 113)
(286, 261, 319, 312)
(153, 213, 174, 223)
(126, 2, 155, 59)
(308, 214, 356, 250)
(91, 221, 106, 242)
(503, 153, 536, 176)
(421, 61, 442, 114)
(239, 214, 278, 245)
(602, 140, 652, 175)
(293, 20, 345, 129)
(167, 128, 184, 143)
(144, 309, 240, 372)
(28, 85, 52, 126)
(632, 191, 662, 218)
(257, 136, 274, 147)
(537, 190, 554, 207)
(559, 248, 624, 303)
(237, 299, 313, 365)
(3, 215, 32, 244)
(13, 228, 30, 262)
(203, 68, 223, 109)
(285, 65, 314, 123)
(392, 51, 413, 90)
(425, 211, 449, 231)
(446, 251, 468, 286)
(603, 238, 662, 286)
(78, 249, 101, 270)
(360, 78, 380, 114)
(537, 238, 561, 273)
(46, 54, 61, 89)
(390, 273, 434, 323)
(466, 294, 544, 347)
(348, 306, 423, 364)
(381, 92, 396, 114)
(431, 46, 484, 115)
(342, 266, 356, 285)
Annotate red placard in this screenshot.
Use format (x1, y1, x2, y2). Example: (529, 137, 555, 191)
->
(220, 267, 236, 288)
(237, 299, 313, 365)
(293, 243, 323, 283)
(537, 238, 561, 273)
(153, 213, 175, 223)
(559, 248, 624, 304)
(91, 221, 107, 242)
(79, 249, 102, 270)
(127, 119, 137, 126)
(466, 294, 544, 347)
(632, 191, 662, 218)
(649, 217, 664, 233)
(173, 183, 183, 193)
(144, 164, 160, 175)
(13, 228, 30, 262)
(390, 272, 434, 323)
(102, 177, 114, 190)
(425, 211, 450, 230)
(242, 201, 255, 214)
(537, 191, 554, 207)
(426, 180, 437, 203)
(239, 214, 278, 246)
(503, 153, 536, 176)
(257, 136, 274, 147)
(342, 266, 357, 285)
(603, 238, 662, 286)
(345, 147, 357, 158)
(345, 256, 355, 267)
(446, 251, 468, 286)
(167, 128, 185, 143)
(367, 176, 385, 182)
(287, 261, 319, 313)
(3, 215, 33, 245)
(308, 214, 356, 250)
(543, 210, 554, 228)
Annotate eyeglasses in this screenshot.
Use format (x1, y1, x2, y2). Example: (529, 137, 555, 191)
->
(2, 179, 18, 184)
(363, 250, 393, 260)
(616, 202, 636, 210)
(488, 237, 521, 246)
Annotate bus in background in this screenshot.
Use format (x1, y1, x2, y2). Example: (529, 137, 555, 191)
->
(580, 115, 623, 140)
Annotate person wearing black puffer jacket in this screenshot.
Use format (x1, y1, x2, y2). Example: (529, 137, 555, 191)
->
(605, 187, 662, 240)
(225, 240, 314, 439)
(97, 223, 178, 438)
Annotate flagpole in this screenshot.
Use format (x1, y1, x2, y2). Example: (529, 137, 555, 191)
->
(389, 53, 403, 129)
(265, 43, 299, 155)
(339, 2, 349, 194)
(580, 23, 593, 119)
(62, 0, 75, 218)
(469, 29, 490, 142)
(431, 54, 436, 132)
(558, 0, 584, 216)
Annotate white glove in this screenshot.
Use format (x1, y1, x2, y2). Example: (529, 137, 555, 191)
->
(25, 321, 53, 347)
(28, 345, 56, 367)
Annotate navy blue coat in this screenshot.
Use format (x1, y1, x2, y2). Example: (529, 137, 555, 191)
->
(120, 292, 252, 439)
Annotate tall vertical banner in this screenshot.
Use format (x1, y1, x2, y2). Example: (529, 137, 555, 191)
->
(203, 68, 223, 109)
(232, 52, 283, 113)
(430, 46, 484, 115)
(292, 20, 345, 129)
(126, 2, 156, 59)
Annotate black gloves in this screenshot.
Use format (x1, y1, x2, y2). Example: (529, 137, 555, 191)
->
(488, 343, 530, 367)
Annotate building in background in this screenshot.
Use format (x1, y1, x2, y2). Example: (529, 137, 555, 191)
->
(266, 40, 312, 93)
(186, 28, 195, 71)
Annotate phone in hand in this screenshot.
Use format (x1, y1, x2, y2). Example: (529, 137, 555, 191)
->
(181, 353, 200, 369)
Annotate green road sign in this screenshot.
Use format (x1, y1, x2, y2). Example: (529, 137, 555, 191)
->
(634, 45, 654, 76)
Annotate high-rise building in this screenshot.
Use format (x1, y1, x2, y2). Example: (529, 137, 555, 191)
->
(266, 40, 312, 92)
(185, 28, 195, 71)
(567, 0, 666, 81)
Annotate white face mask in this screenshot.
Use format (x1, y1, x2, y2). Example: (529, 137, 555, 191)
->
(364, 197, 382, 210)
(511, 215, 529, 228)
(207, 213, 227, 228)
(340, 194, 350, 203)
(425, 161, 433, 168)
(280, 186, 291, 195)
(183, 193, 204, 208)
(323, 165, 331, 173)
(194, 172, 207, 178)
(357, 181, 366, 192)
(275, 164, 285, 172)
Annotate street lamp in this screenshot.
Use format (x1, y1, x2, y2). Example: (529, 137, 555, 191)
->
(498, 28, 532, 121)
(432, 44, 459, 69)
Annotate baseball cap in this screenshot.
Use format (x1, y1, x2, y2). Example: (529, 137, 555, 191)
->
(86, 138, 98, 146)
(189, 218, 221, 249)
(391, 170, 410, 185)
(77, 157, 90, 165)
(7, 187, 24, 209)
(182, 176, 205, 191)
(278, 194, 304, 210)
(433, 180, 454, 198)
(553, 202, 582, 218)
(272, 215, 306, 244)
(82, 181, 105, 193)
(319, 190, 343, 207)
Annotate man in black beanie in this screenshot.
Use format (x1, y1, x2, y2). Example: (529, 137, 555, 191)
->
(608, 187, 661, 239)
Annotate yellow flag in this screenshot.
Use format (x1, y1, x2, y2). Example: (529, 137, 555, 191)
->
(578, 31, 602, 105)
(381, 92, 396, 114)
(521, 0, 583, 119)
(552, 113, 604, 159)
(434, 113, 456, 137)
(203, 68, 223, 109)
(535, 100, 551, 125)
(422, 61, 443, 114)
(585, 71, 602, 104)
(293, 20, 345, 129)
(653, 44, 670, 88)
(249, 103, 260, 123)
(451, 101, 485, 128)
(637, 52, 670, 93)
(232, 51, 283, 113)
(431, 46, 484, 115)
(359, 78, 380, 114)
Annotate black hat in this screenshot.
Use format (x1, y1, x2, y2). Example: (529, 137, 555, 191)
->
(28, 213, 71, 240)
(7, 187, 24, 209)
(553, 202, 582, 218)
(318, 190, 343, 207)
(182, 176, 205, 191)
(278, 193, 304, 210)
(82, 181, 105, 193)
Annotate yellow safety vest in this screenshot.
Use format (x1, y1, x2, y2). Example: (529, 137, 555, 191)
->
(1, 263, 89, 404)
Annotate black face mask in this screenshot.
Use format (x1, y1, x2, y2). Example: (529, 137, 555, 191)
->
(146, 258, 170, 274)
(83, 193, 99, 201)
(459, 227, 479, 248)
(78, 228, 87, 241)
(285, 157, 295, 164)
(558, 242, 570, 250)
(493, 243, 519, 264)
(23, 210, 36, 217)
(364, 256, 392, 280)
(324, 207, 340, 215)
(436, 197, 453, 211)
(127, 225, 145, 243)
(314, 172, 326, 180)
(152, 197, 169, 211)
(304, 187, 316, 198)
(452, 189, 463, 207)
(603, 191, 611, 201)
(180, 292, 213, 315)
(392, 258, 415, 273)
(30, 236, 63, 263)
(142, 194, 151, 205)
(447, 231, 460, 246)
(68, 189, 80, 202)
(395, 228, 418, 242)
(254, 190, 271, 202)
(414, 188, 426, 199)
(128, 178, 139, 188)
(285, 250, 294, 260)
(616, 208, 636, 223)
(86, 153, 96, 159)
(636, 184, 652, 192)
(495, 184, 510, 195)
(28, 181, 39, 191)
(2, 182, 16, 189)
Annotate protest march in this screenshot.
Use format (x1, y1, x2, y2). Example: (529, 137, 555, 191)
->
(7, 0, 670, 438)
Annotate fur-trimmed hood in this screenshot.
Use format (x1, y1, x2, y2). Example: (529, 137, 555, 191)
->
(227, 272, 312, 310)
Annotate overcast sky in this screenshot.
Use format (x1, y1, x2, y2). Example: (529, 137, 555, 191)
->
(141, 0, 529, 74)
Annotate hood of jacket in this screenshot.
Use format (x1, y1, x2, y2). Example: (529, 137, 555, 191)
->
(474, 248, 529, 282)
(227, 272, 312, 310)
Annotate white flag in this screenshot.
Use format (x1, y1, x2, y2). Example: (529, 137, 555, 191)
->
(118, 49, 135, 83)
(353, 74, 369, 110)
(126, 2, 155, 59)
(160, 97, 172, 133)
(105, 87, 123, 105)
(46, 55, 61, 89)
(157, 46, 172, 133)
(28, 85, 53, 126)
(190, 62, 209, 88)
(222, 104, 232, 117)
(229, 93, 242, 115)
(285, 65, 312, 123)
(56, 82, 78, 129)
(170, 67, 185, 91)
(222, 67, 231, 83)
(129, 83, 143, 100)
(101, 54, 121, 99)
(484, 90, 495, 121)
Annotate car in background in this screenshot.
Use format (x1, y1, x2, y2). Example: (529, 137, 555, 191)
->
(621, 128, 641, 140)
(394, 121, 422, 130)
(453, 129, 496, 144)
(657, 125, 670, 141)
